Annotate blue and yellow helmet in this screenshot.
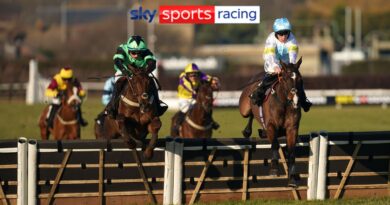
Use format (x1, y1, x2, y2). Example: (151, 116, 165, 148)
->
(126, 35, 148, 51)
(273, 18, 292, 33)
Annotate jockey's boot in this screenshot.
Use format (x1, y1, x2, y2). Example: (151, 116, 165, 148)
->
(171, 111, 185, 136)
(106, 78, 126, 119)
(47, 104, 60, 128)
(95, 111, 106, 126)
(297, 80, 312, 112)
(249, 74, 277, 106)
(301, 99, 312, 112)
(76, 107, 88, 127)
(157, 101, 168, 116)
(209, 111, 219, 130)
(211, 119, 220, 130)
(250, 83, 266, 106)
(149, 77, 168, 116)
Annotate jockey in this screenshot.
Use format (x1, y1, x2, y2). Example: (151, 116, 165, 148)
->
(102, 76, 115, 106)
(250, 17, 312, 112)
(95, 76, 115, 126)
(171, 63, 220, 136)
(105, 35, 168, 118)
(45, 67, 88, 128)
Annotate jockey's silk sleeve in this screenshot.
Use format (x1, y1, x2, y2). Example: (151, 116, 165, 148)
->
(177, 72, 194, 99)
(263, 33, 279, 73)
(286, 34, 299, 64)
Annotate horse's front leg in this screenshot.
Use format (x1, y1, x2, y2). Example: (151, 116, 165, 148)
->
(117, 115, 136, 149)
(242, 114, 253, 138)
(144, 117, 161, 159)
(286, 127, 299, 187)
(267, 125, 280, 176)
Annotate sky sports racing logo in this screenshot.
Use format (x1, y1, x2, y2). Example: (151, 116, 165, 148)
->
(129, 5, 260, 24)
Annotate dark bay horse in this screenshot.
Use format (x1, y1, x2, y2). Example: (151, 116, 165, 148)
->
(94, 113, 121, 140)
(39, 81, 82, 140)
(171, 80, 215, 138)
(100, 67, 162, 159)
(239, 58, 303, 187)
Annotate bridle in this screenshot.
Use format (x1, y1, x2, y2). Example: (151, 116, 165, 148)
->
(276, 69, 299, 109)
(185, 82, 214, 131)
(120, 74, 154, 113)
(56, 86, 81, 125)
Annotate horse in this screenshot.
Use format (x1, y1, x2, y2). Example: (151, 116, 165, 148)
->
(171, 80, 215, 138)
(239, 58, 303, 187)
(39, 80, 82, 140)
(94, 111, 121, 140)
(105, 66, 162, 159)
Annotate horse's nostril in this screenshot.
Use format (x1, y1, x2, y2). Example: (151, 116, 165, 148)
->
(142, 93, 148, 99)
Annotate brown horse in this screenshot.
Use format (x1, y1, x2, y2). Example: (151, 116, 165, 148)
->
(94, 112, 121, 140)
(39, 81, 82, 140)
(171, 80, 215, 138)
(106, 67, 161, 159)
(239, 58, 303, 187)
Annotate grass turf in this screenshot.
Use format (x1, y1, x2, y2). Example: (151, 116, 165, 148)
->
(0, 98, 389, 140)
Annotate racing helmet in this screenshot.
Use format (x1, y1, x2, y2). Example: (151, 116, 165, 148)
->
(273, 18, 292, 33)
(60, 67, 73, 79)
(126, 35, 148, 51)
(184, 63, 200, 74)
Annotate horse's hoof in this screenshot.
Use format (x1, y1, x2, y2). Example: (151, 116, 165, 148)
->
(242, 129, 251, 138)
(288, 176, 299, 188)
(288, 180, 298, 188)
(143, 148, 154, 159)
(269, 168, 279, 176)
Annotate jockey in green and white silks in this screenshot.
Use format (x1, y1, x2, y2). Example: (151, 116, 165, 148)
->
(105, 35, 168, 118)
(113, 36, 156, 81)
(250, 17, 312, 112)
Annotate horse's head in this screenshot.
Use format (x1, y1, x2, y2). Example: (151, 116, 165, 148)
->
(125, 66, 154, 114)
(61, 79, 82, 111)
(195, 80, 214, 113)
(279, 57, 302, 109)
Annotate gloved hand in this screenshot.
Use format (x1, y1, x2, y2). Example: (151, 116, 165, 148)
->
(211, 77, 220, 91)
(145, 59, 156, 73)
(115, 58, 132, 76)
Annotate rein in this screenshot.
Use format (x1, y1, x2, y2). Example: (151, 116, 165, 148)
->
(271, 72, 298, 108)
(120, 75, 155, 108)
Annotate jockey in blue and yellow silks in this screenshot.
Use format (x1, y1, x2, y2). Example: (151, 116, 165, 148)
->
(171, 63, 221, 135)
(250, 17, 312, 112)
(45, 67, 87, 128)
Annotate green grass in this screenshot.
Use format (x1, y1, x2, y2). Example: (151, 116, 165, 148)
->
(196, 197, 390, 205)
(0, 98, 389, 140)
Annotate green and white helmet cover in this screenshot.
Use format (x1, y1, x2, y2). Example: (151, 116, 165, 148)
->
(127, 35, 148, 51)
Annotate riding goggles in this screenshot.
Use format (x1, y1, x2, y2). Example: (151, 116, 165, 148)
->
(129, 51, 142, 55)
(276, 30, 290, 36)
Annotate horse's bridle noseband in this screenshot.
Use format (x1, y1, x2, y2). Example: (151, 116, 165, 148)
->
(121, 75, 154, 113)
